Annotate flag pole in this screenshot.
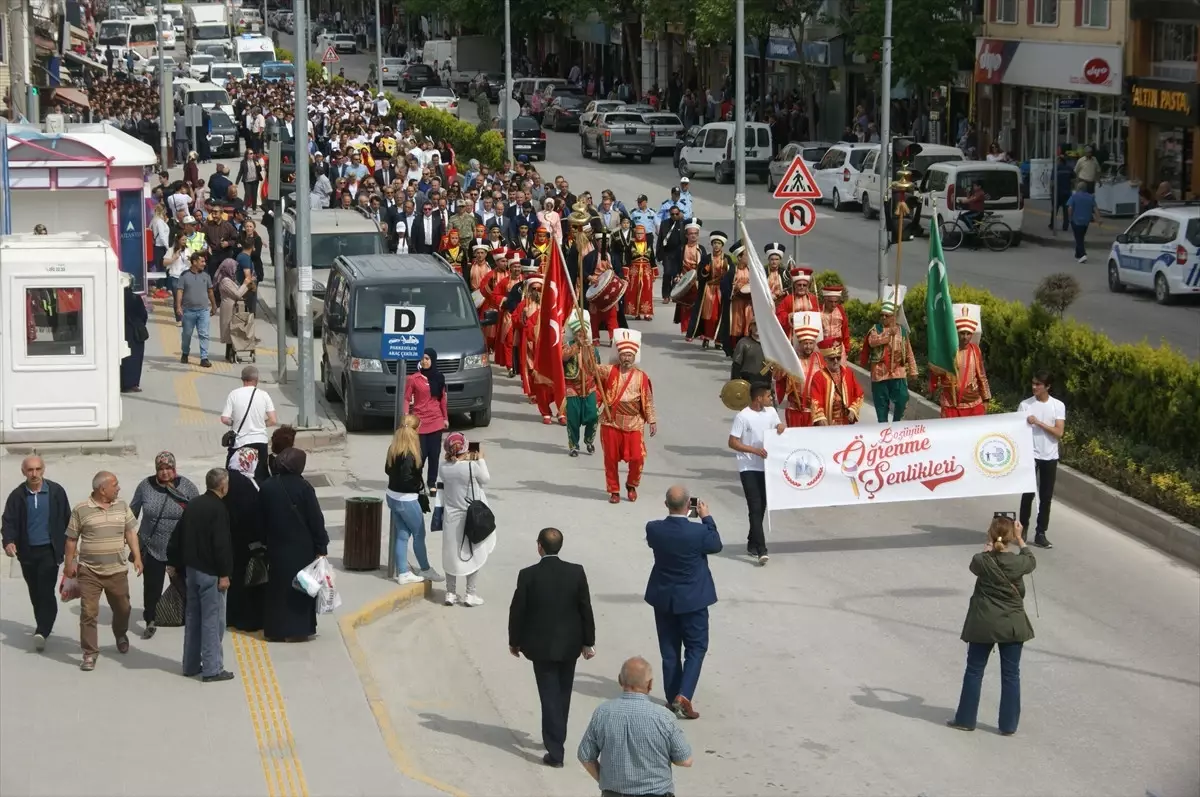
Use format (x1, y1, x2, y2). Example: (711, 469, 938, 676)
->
(891, 164, 914, 308)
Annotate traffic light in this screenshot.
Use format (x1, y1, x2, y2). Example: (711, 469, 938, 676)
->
(890, 136, 924, 182)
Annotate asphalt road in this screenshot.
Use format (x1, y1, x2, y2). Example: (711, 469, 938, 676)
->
(276, 32, 1200, 358)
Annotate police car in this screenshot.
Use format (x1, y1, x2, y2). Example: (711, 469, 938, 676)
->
(1107, 202, 1200, 305)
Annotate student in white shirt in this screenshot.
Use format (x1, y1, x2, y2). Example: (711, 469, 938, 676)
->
(1016, 371, 1066, 549)
(220, 365, 279, 481)
(727, 383, 786, 565)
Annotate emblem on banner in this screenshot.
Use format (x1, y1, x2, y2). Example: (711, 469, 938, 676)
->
(782, 449, 825, 490)
(974, 433, 1019, 477)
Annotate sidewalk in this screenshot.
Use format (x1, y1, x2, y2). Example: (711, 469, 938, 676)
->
(1021, 196, 1129, 249)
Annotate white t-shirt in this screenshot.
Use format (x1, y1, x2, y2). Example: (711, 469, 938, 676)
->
(1019, 395, 1065, 460)
(222, 386, 276, 447)
(730, 406, 781, 473)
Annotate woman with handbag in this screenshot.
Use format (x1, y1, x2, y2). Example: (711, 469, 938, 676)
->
(216, 257, 256, 363)
(224, 447, 267, 632)
(384, 416, 444, 586)
(439, 433, 495, 607)
(949, 515, 1037, 736)
(129, 451, 199, 638)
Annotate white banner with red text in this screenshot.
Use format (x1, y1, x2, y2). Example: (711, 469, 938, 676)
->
(764, 412, 1037, 510)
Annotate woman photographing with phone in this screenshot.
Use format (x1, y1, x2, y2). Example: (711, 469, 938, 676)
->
(439, 433, 494, 607)
(949, 514, 1036, 736)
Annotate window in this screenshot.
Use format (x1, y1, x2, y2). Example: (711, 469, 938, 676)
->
(1151, 21, 1199, 81)
(310, 231, 385, 267)
(0, 18, 6, 63)
(756, 128, 771, 149)
(705, 129, 728, 148)
(354, 283, 476, 331)
(1033, 0, 1058, 25)
(994, 0, 1017, 23)
(1080, 0, 1108, 27)
(1144, 217, 1179, 244)
(817, 149, 844, 169)
(925, 168, 949, 193)
(25, 288, 85, 357)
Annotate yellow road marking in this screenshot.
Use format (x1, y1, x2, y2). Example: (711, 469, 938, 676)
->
(233, 632, 309, 797)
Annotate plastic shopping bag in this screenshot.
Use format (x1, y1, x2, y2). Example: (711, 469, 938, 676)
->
(313, 557, 341, 614)
(59, 573, 80, 603)
(292, 559, 322, 597)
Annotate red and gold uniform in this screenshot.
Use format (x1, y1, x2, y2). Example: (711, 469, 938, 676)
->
(441, 228, 468, 275)
(468, 244, 498, 350)
(693, 231, 730, 343)
(585, 238, 621, 346)
(491, 259, 524, 370)
(932, 303, 992, 418)
(820, 285, 852, 355)
(774, 266, 819, 333)
(809, 338, 865, 426)
(514, 278, 542, 400)
(598, 329, 657, 503)
(531, 228, 553, 273)
(727, 241, 754, 343)
(674, 220, 704, 334)
(764, 242, 787, 301)
(625, 225, 657, 320)
(776, 311, 824, 428)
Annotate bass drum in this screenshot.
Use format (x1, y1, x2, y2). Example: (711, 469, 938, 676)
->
(586, 269, 627, 312)
(670, 268, 699, 303)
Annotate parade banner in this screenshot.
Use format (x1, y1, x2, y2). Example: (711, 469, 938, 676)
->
(764, 412, 1036, 510)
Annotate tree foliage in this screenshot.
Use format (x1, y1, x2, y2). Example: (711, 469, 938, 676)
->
(841, 0, 972, 94)
(403, 0, 582, 38)
(687, 0, 821, 46)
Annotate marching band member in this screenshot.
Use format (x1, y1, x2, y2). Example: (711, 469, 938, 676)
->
(820, 284, 852, 354)
(442, 228, 469, 275)
(514, 273, 542, 398)
(777, 312, 824, 428)
(487, 224, 505, 252)
(510, 219, 533, 254)
(932, 304, 992, 417)
(774, 266, 819, 332)
(810, 337, 864, 426)
(687, 230, 731, 349)
(468, 244, 498, 351)
(763, 242, 787, 300)
(583, 230, 623, 347)
(625, 224, 658, 321)
(861, 300, 918, 423)
(563, 311, 601, 458)
(491, 257, 524, 373)
(612, 214, 635, 265)
(725, 240, 754, 354)
(676, 219, 708, 338)
(531, 226, 553, 271)
(597, 329, 657, 504)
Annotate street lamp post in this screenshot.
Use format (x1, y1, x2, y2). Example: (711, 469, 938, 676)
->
(294, 0, 316, 427)
(374, 0, 383, 95)
(156, 0, 170, 167)
(876, 0, 894, 301)
(733, 0, 746, 233)
(503, 0, 514, 163)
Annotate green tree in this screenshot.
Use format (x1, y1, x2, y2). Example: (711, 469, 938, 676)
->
(841, 0, 972, 97)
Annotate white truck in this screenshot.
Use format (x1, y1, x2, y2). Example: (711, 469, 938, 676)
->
(185, 4, 231, 58)
(423, 36, 503, 95)
(234, 33, 275, 77)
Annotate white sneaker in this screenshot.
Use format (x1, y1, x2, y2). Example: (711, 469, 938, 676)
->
(1077, 255, 1088, 263)
(463, 594, 484, 607)
(443, 592, 459, 606)
(395, 572, 424, 585)
(416, 567, 445, 583)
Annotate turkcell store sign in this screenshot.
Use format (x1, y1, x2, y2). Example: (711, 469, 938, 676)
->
(746, 37, 829, 66)
(116, 189, 146, 293)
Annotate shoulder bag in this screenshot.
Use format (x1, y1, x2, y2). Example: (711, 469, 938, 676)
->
(222, 387, 257, 450)
(244, 541, 269, 587)
(462, 461, 496, 546)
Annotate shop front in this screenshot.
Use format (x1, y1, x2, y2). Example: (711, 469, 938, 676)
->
(1124, 76, 1199, 199)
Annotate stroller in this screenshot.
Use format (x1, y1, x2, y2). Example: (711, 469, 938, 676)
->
(228, 299, 259, 363)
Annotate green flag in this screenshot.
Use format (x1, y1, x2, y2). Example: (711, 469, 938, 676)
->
(925, 215, 959, 375)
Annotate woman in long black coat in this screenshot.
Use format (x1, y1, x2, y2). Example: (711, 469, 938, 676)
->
(260, 448, 329, 642)
(225, 447, 267, 632)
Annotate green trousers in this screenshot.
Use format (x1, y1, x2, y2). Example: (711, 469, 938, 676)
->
(566, 394, 598, 449)
(872, 378, 909, 423)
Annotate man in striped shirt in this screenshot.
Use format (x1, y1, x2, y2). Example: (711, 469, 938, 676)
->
(64, 472, 142, 672)
(577, 657, 693, 797)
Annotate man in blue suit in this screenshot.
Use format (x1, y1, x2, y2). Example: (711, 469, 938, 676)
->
(644, 484, 722, 721)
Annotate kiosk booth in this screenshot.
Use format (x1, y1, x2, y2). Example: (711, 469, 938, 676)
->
(0, 233, 128, 444)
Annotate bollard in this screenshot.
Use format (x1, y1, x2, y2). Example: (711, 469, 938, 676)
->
(343, 496, 383, 571)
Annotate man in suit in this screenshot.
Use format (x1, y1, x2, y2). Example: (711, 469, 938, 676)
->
(509, 527, 596, 768)
(644, 485, 721, 721)
(656, 206, 686, 302)
(410, 203, 444, 254)
(373, 156, 396, 187)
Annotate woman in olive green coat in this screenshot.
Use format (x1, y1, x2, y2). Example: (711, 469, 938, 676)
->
(949, 515, 1036, 735)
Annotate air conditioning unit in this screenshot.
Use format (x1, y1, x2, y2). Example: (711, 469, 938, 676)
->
(44, 113, 66, 133)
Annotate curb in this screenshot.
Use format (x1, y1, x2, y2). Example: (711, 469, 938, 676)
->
(4, 440, 138, 458)
(338, 581, 468, 797)
(846, 364, 1200, 568)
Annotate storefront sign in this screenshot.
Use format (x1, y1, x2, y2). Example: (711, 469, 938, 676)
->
(116, 189, 145, 293)
(1125, 77, 1200, 126)
(746, 37, 829, 66)
(974, 39, 1122, 95)
(764, 413, 1035, 510)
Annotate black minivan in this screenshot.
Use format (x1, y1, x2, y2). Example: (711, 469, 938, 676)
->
(320, 254, 496, 432)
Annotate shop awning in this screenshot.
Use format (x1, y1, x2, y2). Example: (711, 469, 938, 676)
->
(53, 87, 90, 109)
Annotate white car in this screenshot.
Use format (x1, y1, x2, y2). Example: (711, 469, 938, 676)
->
(1108, 203, 1200, 305)
(380, 57, 406, 85)
(187, 53, 216, 79)
(208, 63, 245, 88)
(812, 142, 875, 211)
(236, 8, 262, 32)
(161, 27, 177, 48)
(642, 112, 685, 153)
(418, 86, 459, 117)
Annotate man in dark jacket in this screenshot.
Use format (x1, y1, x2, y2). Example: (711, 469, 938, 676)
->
(508, 528, 595, 768)
(168, 468, 235, 683)
(2, 456, 71, 650)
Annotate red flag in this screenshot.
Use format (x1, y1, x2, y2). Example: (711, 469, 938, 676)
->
(532, 237, 578, 410)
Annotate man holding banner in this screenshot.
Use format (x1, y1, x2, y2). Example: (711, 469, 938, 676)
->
(932, 304, 992, 418)
(728, 383, 785, 565)
(810, 338, 864, 426)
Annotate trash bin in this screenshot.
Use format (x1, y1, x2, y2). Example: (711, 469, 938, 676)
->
(343, 496, 383, 571)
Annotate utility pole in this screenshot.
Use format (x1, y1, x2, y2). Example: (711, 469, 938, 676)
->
(503, 0, 514, 163)
(157, 0, 170, 167)
(294, 0, 316, 427)
(267, 123, 288, 384)
(876, 0, 894, 302)
(374, 0, 383, 95)
(733, 0, 746, 234)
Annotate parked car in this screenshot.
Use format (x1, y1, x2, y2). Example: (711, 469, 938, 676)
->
(330, 33, 357, 53)
(207, 62, 245, 88)
(767, 141, 831, 192)
(380, 57, 406, 86)
(1107, 203, 1200, 304)
(676, 121, 772, 183)
(579, 99, 623, 129)
(493, 114, 547, 160)
(916, 160, 1025, 242)
(207, 109, 239, 157)
(580, 111, 655, 164)
(400, 63, 438, 92)
(511, 77, 566, 108)
(542, 93, 587, 131)
(187, 53, 216, 80)
(467, 71, 505, 102)
(418, 86, 459, 117)
(672, 125, 702, 168)
(642, 112, 685, 154)
(811, 142, 875, 211)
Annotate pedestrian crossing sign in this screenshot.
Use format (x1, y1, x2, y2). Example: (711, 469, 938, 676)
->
(773, 155, 822, 200)
(321, 46, 340, 64)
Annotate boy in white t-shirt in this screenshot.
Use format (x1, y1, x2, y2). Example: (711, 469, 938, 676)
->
(1017, 371, 1066, 549)
(727, 383, 786, 565)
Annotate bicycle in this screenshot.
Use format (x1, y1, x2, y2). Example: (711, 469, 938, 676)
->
(939, 211, 1014, 252)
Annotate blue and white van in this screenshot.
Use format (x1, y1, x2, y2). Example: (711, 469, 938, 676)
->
(1107, 203, 1200, 305)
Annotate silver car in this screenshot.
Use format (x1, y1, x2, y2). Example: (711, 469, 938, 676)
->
(643, 112, 684, 153)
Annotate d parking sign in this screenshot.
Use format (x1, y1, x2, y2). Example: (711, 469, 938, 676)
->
(381, 305, 426, 361)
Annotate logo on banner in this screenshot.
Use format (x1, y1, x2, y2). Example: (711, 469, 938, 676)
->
(974, 433, 1019, 477)
(781, 449, 825, 490)
(1082, 58, 1111, 85)
(831, 425, 966, 500)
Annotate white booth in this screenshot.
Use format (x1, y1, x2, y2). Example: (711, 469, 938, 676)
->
(0, 233, 128, 443)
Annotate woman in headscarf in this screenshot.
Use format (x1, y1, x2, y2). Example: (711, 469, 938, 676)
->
(310, 173, 333, 211)
(267, 425, 298, 478)
(216, 257, 254, 363)
(259, 448, 329, 642)
(439, 433, 494, 606)
(403, 348, 449, 491)
(130, 452, 199, 638)
(224, 446, 267, 632)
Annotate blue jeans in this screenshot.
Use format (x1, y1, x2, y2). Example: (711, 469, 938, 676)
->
(180, 307, 210, 359)
(387, 496, 429, 575)
(420, 432, 443, 486)
(183, 568, 227, 677)
(953, 641, 1023, 733)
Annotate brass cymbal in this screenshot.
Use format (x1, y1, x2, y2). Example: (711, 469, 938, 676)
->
(720, 379, 752, 412)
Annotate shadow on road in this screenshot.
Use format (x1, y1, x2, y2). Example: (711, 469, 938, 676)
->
(850, 685, 999, 734)
(416, 712, 544, 764)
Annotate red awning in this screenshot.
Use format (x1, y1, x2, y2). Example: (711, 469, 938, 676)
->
(53, 87, 90, 109)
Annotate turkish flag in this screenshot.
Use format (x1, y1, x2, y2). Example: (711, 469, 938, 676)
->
(532, 237, 577, 411)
